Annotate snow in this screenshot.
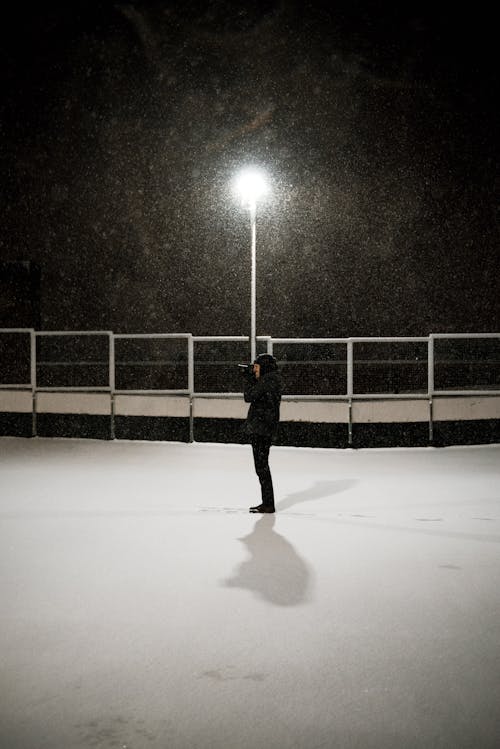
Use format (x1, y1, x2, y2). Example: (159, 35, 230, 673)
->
(1, 437, 499, 749)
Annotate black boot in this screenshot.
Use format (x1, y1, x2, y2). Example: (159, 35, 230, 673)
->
(249, 503, 275, 513)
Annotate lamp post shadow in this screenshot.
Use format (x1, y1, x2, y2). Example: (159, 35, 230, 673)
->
(222, 515, 312, 607)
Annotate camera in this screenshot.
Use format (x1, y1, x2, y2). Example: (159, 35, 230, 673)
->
(238, 363, 254, 375)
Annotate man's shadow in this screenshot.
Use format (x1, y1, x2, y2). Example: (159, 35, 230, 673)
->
(222, 480, 357, 607)
(223, 515, 312, 606)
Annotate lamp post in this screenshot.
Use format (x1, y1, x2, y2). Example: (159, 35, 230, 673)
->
(234, 167, 269, 362)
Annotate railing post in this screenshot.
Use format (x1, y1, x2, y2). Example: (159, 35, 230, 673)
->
(428, 335, 434, 443)
(30, 330, 37, 437)
(347, 339, 353, 445)
(188, 335, 194, 443)
(109, 333, 115, 440)
(347, 339, 354, 398)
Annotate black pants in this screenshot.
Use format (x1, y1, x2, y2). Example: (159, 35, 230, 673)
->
(251, 436, 275, 508)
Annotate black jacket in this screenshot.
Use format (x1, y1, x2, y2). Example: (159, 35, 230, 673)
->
(244, 370, 282, 439)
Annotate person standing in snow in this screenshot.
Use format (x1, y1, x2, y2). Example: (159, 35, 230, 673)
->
(242, 353, 282, 514)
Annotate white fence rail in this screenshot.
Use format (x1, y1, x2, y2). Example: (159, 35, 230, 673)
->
(1, 329, 499, 443)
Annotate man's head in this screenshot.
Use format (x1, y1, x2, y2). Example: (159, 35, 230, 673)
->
(253, 353, 278, 378)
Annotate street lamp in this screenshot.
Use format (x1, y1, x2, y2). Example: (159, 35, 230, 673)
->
(234, 167, 269, 362)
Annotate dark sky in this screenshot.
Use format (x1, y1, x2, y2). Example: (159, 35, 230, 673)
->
(1, 0, 498, 336)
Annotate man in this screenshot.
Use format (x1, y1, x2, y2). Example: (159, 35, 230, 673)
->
(243, 353, 282, 513)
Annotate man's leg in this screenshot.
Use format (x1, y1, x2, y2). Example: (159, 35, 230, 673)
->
(251, 436, 275, 511)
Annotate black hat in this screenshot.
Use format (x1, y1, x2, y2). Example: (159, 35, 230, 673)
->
(254, 353, 278, 375)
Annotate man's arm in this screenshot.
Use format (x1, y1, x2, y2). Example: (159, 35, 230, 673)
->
(244, 373, 282, 404)
(244, 376, 272, 403)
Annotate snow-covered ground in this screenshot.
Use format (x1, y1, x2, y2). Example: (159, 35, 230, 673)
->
(1, 437, 499, 749)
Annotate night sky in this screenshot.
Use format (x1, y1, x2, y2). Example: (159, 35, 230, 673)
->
(1, 1, 498, 337)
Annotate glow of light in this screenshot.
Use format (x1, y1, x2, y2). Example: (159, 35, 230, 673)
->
(234, 167, 269, 209)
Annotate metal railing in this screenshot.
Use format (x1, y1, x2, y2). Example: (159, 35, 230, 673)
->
(1, 329, 499, 443)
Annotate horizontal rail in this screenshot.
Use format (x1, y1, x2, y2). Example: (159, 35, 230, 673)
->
(0, 328, 34, 333)
(35, 361, 190, 366)
(432, 389, 500, 396)
(194, 392, 431, 400)
(431, 333, 500, 339)
(271, 338, 347, 344)
(0, 384, 32, 389)
(6, 388, 498, 399)
(271, 337, 429, 344)
(113, 389, 190, 395)
(31, 359, 500, 366)
(193, 392, 455, 400)
(349, 337, 429, 343)
(23, 389, 500, 399)
(36, 387, 112, 392)
(35, 330, 113, 336)
(3, 330, 498, 340)
(193, 336, 250, 342)
(192, 392, 244, 398)
(113, 333, 192, 339)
